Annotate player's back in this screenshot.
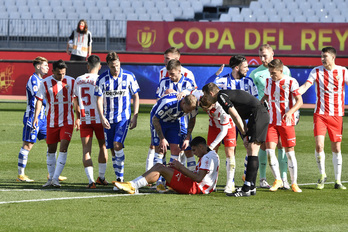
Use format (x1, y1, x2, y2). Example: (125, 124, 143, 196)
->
(75, 73, 101, 124)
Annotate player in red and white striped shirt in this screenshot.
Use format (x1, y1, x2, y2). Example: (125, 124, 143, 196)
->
(73, 55, 108, 189)
(200, 95, 236, 194)
(261, 59, 303, 193)
(113, 136, 220, 195)
(299, 47, 348, 190)
(34, 60, 75, 188)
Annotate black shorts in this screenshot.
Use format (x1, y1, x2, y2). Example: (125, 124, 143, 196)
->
(70, 54, 86, 61)
(246, 105, 269, 143)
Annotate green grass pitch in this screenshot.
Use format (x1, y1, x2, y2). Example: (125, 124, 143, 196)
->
(0, 102, 348, 231)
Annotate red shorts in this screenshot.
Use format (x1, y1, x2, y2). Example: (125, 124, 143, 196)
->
(167, 169, 202, 194)
(207, 125, 236, 147)
(80, 123, 105, 140)
(46, 125, 74, 144)
(266, 124, 296, 147)
(313, 113, 343, 142)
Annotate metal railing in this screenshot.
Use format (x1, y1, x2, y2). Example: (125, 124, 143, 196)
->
(0, 18, 127, 51)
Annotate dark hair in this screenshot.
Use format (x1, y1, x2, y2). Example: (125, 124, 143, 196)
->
(322, 47, 336, 56)
(33, 56, 48, 67)
(166, 59, 181, 71)
(229, 55, 247, 69)
(190, 136, 207, 147)
(52, 59, 67, 70)
(87, 55, 100, 69)
(77, 19, 88, 34)
(202, 82, 219, 95)
(268, 59, 283, 70)
(164, 47, 180, 55)
(106, 51, 120, 64)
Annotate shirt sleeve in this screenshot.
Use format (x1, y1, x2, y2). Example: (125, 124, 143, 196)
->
(306, 68, 317, 85)
(291, 78, 301, 96)
(199, 154, 212, 172)
(129, 73, 140, 95)
(94, 77, 103, 97)
(69, 31, 74, 40)
(35, 80, 45, 101)
(217, 92, 234, 114)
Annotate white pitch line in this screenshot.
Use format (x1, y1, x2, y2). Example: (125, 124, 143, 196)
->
(0, 193, 152, 205)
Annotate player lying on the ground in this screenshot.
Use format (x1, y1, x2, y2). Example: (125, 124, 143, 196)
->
(113, 136, 220, 194)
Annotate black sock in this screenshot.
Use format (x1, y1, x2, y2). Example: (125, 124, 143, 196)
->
(243, 156, 259, 192)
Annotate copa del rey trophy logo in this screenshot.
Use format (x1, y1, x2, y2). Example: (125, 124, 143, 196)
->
(137, 27, 156, 49)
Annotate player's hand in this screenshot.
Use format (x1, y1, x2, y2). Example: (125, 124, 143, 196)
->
(176, 92, 186, 100)
(32, 118, 38, 130)
(282, 113, 293, 124)
(159, 138, 169, 154)
(164, 89, 176, 95)
(74, 119, 80, 131)
(169, 159, 183, 171)
(67, 50, 71, 55)
(101, 117, 111, 129)
(215, 64, 225, 76)
(129, 115, 138, 130)
(181, 139, 190, 151)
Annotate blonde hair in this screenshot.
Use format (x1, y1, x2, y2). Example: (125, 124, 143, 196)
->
(33, 56, 48, 67)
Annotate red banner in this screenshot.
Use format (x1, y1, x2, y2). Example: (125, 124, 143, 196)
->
(127, 21, 348, 55)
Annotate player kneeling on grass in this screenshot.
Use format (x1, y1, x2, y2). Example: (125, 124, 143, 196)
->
(113, 136, 220, 194)
(261, 59, 303, 193)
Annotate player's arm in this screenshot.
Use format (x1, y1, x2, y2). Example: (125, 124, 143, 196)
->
(298, 81, 312, 95)
(228, 107, 246, 135)
(129, 92, 139, 130)
(33, 98, 43, 129)
(181, 116, 196, 150)
(169, 159, 208, 182)
(283, 93, 303, 124)
(96, 95, 110, 129)
(73, 97, 80, 131)
(152, 115, 169, 153)
(209, 115, 229, 150)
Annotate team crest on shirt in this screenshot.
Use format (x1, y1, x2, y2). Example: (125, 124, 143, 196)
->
(244, 84, 249, 91)
(282, 84, 288, 90)
(33, 85, 38, 92)
(122, 80, 127, 87)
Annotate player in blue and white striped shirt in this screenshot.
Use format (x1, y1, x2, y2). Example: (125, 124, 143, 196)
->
(150, 93, 198, 168)
(16, 57, 49, 182)
(95, 52, 140, 183)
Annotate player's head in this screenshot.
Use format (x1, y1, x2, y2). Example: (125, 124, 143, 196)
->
(199, 94, 215, 111)
(87, 55, 101, 71)
(321, 47, 336, 68)
(77, 19, 88, 33)
(52, 59, 67, 81)
(259, 44, 274, 68)
(166, 59, 182, 83)
(190, 136, 208, 157)
(106, 51, 121, 77)
(229, 55, 249, 79)
(268, 59, 284, 81)
(181, 94, 197, 113)
(164, 47, 180, 65)
(33, 56, 49, 76)
(202, 82, 220, 98)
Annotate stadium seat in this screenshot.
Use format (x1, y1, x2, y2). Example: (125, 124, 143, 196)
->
(268, 14, 281, 22)
(126, 13, 138, 21)
(138, 13, 151, 21)
(6, 5, 19, 14)
(191, 1, 203, 12)
(231, 14, 243, 22)
(0, 12, 9, 18)
(207, 0, 223, 6)
(147, 7, 159, 15)
(132, 1, 143, 9)
(156, 1, 167, 10)
(150, 14, 163, 21)
(135, 8, 147, 14)
(162, 14, 175, 21)
(319, 15, 332, 23)
(44, 13, 56, 20)
(227, 7, 240, 16)
(9, 12, 21, 19)
(114, 13, 126, 21)
(282, 15, 294, 22)
(19, 11, 31, 19)
(219, 14, 231, 22)
(332, 15, 346, 22)
(306, 15, 319, 22)
(122, 7, 135, 14)
(257, 14, 269, 22)
(119, 1, 131, 9)
(107, 1, 119, 9)
(293, 15, 306, 22)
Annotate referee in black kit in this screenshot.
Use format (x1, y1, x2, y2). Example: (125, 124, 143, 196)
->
(202, 82, 269, 197)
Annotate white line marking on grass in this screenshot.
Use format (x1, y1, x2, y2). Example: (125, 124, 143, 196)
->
(0, 193, 152, 205)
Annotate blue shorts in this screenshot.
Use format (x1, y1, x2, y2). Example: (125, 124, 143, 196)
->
(22, 116, 46, 143)
(104, 120, 130, 149)
(150, 119, 181, 146)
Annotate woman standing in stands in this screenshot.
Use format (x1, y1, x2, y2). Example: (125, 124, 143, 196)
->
(66, 19, 92, 61)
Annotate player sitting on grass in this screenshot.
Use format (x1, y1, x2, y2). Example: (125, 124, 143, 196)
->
(113, 136, 220, 194)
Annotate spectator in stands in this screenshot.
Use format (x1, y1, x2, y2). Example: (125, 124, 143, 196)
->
(66, 19, 92, 61)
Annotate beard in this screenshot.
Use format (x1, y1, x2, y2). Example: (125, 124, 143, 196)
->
(238, 70, 246, 78)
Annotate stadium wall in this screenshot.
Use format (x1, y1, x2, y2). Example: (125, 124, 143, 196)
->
(1, 51, 348, 106)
